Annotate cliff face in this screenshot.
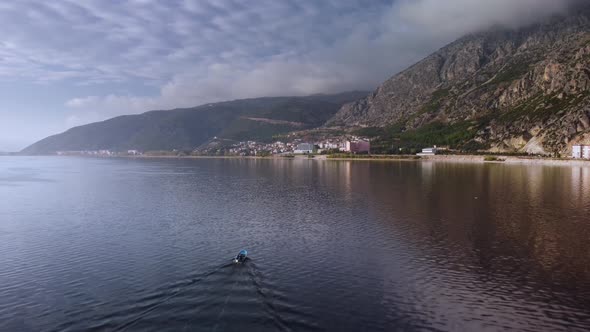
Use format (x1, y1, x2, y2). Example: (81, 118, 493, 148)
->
(328, 6, 590, 154)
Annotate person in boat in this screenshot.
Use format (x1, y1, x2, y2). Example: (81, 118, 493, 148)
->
(234, 250, 247, 263)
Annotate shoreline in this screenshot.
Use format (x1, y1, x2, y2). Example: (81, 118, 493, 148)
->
(8, 154, 590, 166)
(153, 154, 590, 166)
(324, 154, 590, 166)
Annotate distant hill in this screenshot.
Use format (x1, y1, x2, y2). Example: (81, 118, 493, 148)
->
(327, 3, 590, 155)
(22, 92, 367, 155)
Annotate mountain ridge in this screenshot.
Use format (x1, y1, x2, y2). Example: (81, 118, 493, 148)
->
(327, 4, 590, 155)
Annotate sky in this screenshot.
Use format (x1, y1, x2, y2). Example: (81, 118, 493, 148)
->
(0, 0, 579, 151)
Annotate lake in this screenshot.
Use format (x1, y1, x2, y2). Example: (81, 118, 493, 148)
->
(1, 157, 589, 331)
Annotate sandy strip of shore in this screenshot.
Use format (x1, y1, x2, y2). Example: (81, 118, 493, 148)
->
(314, 154, 590, 166)
(398, 155, 590, 166)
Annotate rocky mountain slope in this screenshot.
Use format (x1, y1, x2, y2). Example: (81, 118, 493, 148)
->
(22, 92, 367, 154)
(327, 4, 590, 155)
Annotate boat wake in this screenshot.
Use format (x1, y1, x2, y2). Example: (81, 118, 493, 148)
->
(112, 262, 235, 331)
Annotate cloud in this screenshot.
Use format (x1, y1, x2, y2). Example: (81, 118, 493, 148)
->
(0, 0, 581, 129)
(392, 0, 574, 36)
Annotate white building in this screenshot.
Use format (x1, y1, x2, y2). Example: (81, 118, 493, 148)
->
(294, 143, 315, 154)
(318, 142, 343, 150)
(417, 146, 438, 156)
(572, 145, 590, 159)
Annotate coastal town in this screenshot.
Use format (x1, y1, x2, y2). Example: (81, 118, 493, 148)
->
(55, 136, 373, 157)
(203, 136, 371, 156)
(54, 142, 590, 161)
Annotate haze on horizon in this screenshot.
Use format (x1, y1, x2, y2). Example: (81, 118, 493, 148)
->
(0, 0, 579, 151)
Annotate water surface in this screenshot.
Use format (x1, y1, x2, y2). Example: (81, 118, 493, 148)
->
(1, 157, 589, 331)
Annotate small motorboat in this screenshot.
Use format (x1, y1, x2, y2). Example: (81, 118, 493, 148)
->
(233, 250, 248, 263)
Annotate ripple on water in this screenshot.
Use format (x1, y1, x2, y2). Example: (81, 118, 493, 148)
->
(1, 158, 590, 331)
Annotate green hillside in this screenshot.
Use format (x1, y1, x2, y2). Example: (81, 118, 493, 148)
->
(22, 92, 367, 154)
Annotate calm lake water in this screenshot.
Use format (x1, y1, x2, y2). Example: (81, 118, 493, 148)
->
(1, 157, 589, 331)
